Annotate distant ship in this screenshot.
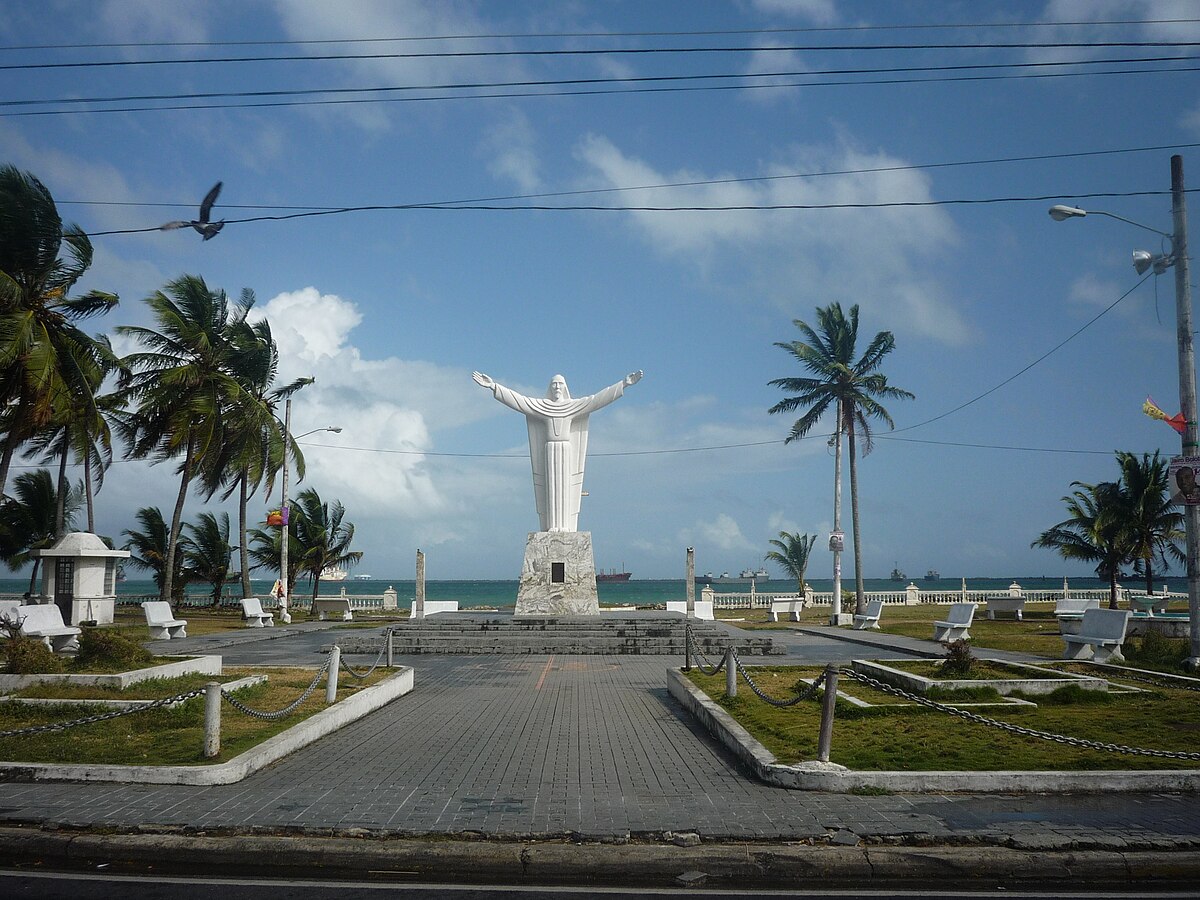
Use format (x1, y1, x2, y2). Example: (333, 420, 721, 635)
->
(696, 568, 770, 585)
(321, 567, 348, 582)
(354, 574, 372, 580)
(924, 569, 941, 581)
(597, 566, 632, 583)
(890, 567, 906, 581)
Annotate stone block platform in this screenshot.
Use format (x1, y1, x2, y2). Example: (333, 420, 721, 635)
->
(335, 612, 783, 656)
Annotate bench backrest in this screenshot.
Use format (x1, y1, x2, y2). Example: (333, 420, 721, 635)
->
(17, 603, 67, 632)
(860, 599, 883, 619)
(1078, 607, 1130, 641)
(770, 598, 801, 609)
(142, 601, 176, 624)
(1056, 598, 1100, 615)
(946, 602, 975, 625)
(0, 599, 20, 626)
(241, 597, 266, 617)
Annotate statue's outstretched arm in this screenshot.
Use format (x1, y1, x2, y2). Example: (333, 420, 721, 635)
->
(472, 371, 494, 390)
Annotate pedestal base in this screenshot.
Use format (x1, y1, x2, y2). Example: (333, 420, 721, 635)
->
(516, 531, 600, 616)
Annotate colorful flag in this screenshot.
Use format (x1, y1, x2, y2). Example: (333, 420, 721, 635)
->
(266, 507, 290, 526)
(1143, 396, 1187, 435)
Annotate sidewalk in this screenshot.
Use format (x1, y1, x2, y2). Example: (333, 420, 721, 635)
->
(2, 621, 1199, 888)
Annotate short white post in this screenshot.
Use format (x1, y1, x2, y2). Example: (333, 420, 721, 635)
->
(906, 582, 920, 606)
(386, 629, 394, 667)
(724, 646, 736, 697)
(326, 645, 341, 704)
(413, 549, 426, 620)
(960, 577, 967, 604)
(203, 682, 221, 758)
(816, 665, 838, 763)
(382, 585, 398, 610)
(1009, 581, 1022, 598)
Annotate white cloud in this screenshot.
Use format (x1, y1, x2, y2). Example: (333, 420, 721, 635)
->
(480, 109, 542, 193)
(749, 0, 837, 23)
(97, 0, 209, 42)
(685, 512, 755, 552)
(575, 134, 972, 345)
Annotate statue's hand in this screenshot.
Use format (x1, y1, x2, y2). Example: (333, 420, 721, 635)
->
(625, 370, 643, 386)
(472, 371, 494, 389)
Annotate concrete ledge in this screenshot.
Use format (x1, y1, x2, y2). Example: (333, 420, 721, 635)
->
(0, 666, 414, 786)
(0, 655, 222, 692)
(0, 828, 1198, 888)
(668, 667, 1200, 793)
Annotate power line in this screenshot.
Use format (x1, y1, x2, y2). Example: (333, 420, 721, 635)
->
(12, 61, 1198, 119)
(6, 40, 1200, 72)
(54, 141, 1200, 214)
(83, 189, 1192, 238)
(9, 54, 1195, 112)
(876, 436, 1150, 456)
(5, 19, 1198, 51)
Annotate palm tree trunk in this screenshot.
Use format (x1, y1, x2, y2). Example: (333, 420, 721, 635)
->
(0, 428, 21, 500)
(847, 421, 864, 615)
(163, 439, 194, 602)
(55, 442, 69, 538)
(239, 470, 252, 598)
(27, 558, 40, 596)
(84, 453, 95, 534)
(1109, 568, 1120, 609)
(1144, 556, 1155, 595)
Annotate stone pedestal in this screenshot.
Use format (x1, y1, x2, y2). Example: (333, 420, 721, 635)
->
(516, 531, 599, 616)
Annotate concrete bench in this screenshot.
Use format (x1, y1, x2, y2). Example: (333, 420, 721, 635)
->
(1055, 598, 1100, 616)
(769, 598, 805, 622)
(240, 597, 275, 628)
(142, 601, 187, 639)
(425, 600, 460, 616)
(665, 600, 714, 620)
(985, 596, 1025, 620)
(312, 597, 353, 621)
(853, 599, 883, 630)
(1062, 608, 1130, 663)
(933, 603, 976, 642)
(0, 599, 20, 628)
(16, 603, 81, 652)
(1128, 593, 1170, 615)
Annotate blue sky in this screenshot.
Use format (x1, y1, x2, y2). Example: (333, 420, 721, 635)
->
(2, 0, 1199, 582)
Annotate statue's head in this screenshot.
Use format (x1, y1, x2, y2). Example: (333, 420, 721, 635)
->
(547, 375, 570, 401)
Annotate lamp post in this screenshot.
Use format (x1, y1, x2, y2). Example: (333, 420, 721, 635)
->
(1050, 154, 1197, 665)
(277, 395, 340, 625)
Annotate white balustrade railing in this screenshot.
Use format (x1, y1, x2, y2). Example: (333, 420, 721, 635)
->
(703, 583, 1187, 609)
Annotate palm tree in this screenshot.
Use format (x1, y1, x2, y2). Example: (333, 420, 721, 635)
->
(0, 468, 80, 594)
(115, 274, 250, 601)
(764, 531, 817, 597)
(122, 506, 190, 602)
(769, 303, 914, 612)
(1033, 481, 1132, 609)
(183, 511, 235, 606)
(1111, 451, 1184, 595)
(247, 510, 303, 594)
(0, 166, 119, 497)
(289, 487, 362, 605)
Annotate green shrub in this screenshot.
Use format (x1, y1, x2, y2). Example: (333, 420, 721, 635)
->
(940, 639, 975, 677)
(3, 635, 64, 674)
(1124, 630, 1189, 670)
(75, 627, 154, 670)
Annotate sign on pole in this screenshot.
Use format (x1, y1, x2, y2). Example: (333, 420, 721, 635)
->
(1170, 456, 1200, 505)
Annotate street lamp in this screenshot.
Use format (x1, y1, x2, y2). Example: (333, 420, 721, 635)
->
(276, 394, 341, 625)
(1050, 154, 1198, 665)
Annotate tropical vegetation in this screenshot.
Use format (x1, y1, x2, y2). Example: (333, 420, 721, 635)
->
(768, 302, 913, 612)
(764, 530, 818, 596)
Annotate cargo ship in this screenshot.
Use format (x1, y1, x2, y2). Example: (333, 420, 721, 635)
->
(597, 568, 632, 583)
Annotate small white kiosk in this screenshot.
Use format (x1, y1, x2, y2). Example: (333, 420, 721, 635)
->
(33, 532, 130, 626)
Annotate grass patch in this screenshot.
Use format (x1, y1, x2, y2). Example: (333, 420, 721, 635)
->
(0, 665, 394, 766)
(686, 665, 1200, 770)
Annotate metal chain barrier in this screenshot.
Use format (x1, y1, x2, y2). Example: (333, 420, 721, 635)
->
(0, 688, 205, 739)
(684, 623, 725, 676)
(839, 667, 1200, 761)
(221, 656, 332, 721)
(731, 648, 826, 708)
(339, 638, 389, 680)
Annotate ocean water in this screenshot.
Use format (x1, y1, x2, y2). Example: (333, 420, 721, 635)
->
(0, 574, 1181, 609)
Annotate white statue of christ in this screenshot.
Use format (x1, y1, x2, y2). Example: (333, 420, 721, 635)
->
(473, 370, 643, 532)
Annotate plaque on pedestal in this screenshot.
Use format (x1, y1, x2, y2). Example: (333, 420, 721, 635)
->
(516, 531, 600, 616)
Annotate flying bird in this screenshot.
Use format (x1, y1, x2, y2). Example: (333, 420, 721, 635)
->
(159, 181, 225, 240)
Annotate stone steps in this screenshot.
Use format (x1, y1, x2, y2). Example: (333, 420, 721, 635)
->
(333, 615, 783, 656)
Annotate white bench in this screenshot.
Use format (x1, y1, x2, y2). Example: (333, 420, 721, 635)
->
(769, 598, 805, 622)
(142, 601, 187, 639)
(985, 596, 1025, 620)
(312, 598, 354, 621)
(240, 597, 275, 628)
(16, 603, 81, 652)
(1055, 598, 1100, 616)
(933, 603, 976, 642)
(665, 601, 714, 620)
(853, 599, 883, 630)
(424, 600, 460, 616)
(0, 599, 20, 627)
(1062, 608, 1130, 663)
(1128, 593, 1170, 615)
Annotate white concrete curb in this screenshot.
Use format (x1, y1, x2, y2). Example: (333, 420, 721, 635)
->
(0, 666, 414, 785)
(668, 667, 1200, 793)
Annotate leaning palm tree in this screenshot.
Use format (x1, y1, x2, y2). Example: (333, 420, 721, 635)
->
(1033, 481, 1132, 609)
(115, 275, 249, 601)
(1110, 451, 1184, 595)
(182, 511, 235, 607)
(289, 487, 363, 606)
(764, 531, 818, 597)
(0, 469, 81, 594)
(122, 506, 190, 602)
(0, 166, 119, 497)
(769, 303, 914, 612)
